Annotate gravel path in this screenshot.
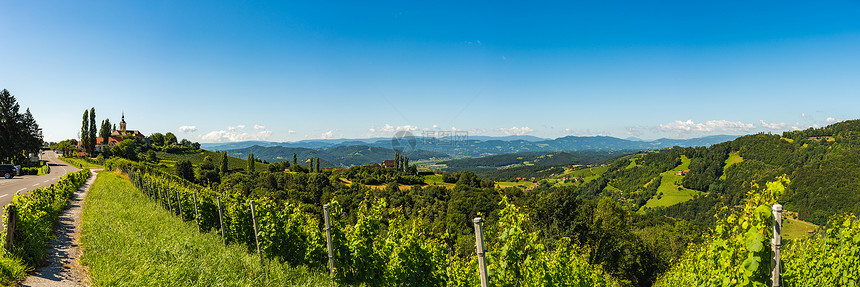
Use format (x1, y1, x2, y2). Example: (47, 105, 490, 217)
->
(19, 171, 99, 287)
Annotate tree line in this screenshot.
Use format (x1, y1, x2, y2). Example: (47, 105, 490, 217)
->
(0, 89, 42, 164)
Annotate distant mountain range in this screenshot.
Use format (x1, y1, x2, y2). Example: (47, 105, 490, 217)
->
(207, 135, 742, 167)
(206, 134, 741, 159)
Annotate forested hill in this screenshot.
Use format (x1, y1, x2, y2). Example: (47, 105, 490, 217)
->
(441, 150, 627, 170)
(226, 145, 448, 167)
(648, 119, 860, 226)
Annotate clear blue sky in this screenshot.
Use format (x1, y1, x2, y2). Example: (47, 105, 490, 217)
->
(2, 1, 859, 143)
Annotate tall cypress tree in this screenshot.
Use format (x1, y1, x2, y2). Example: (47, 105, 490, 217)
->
(81, 109, 89, 157)
(293, 153, 297, 168)
(315, 157, 320, 172)
(88, 107, 96, 156)
(247, 153, 255, 173)
(220, 151, 228, 174)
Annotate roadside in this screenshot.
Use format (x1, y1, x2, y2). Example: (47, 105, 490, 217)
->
(19, 170, 100, 287)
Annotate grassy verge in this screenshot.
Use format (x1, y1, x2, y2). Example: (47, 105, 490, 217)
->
(59, 157, 103, 169)
(81, 171, 327, 286)
(0, 254, 28, 286)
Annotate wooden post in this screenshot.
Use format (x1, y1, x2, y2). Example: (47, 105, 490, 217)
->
(4, 204, 16, 251)
(177, 191, 183, 220)
(217, 196, 226, 245)
(474, 217, 488, 287)
(323, 204, 334, 286)
(193, 192, 200, 233)
(166, 187, 172, 214)
(771, 204, 783, 287)
(250, 200, 263, 268)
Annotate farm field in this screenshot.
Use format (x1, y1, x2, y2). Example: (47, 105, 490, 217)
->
(782, 217, 819, 241)
(720, 152, 743, 179)
(80, 171, 326, 286)
(642, 156, 703, 208)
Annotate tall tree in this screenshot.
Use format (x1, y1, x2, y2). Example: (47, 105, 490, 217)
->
(99, 118, 112, 147)
(88, 107, 96, 156)
(293, 153, 297, 167)
(315, 157, 320, 172)
(149, 132, 164, 146)
(20, 108, 42, 156)
(220, 151, 228, 174)
(81, 109, 89, 157)
(0, 89, 26, 163)
(247, 153, 255, 173)
(164, 132, 177, 145)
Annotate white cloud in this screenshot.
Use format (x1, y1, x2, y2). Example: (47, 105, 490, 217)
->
(287, 130, 296, 134)
(825, 117, 837, 123)
(254, 124, 265, 130)
(199, 125, 272, 142)
(321, 130, 334, 139)
(370, 124, 419, 133)
(499, 126, 534, 136)
(659, 120, 754, 133)
(432, 124, 439, 129)
(759, 120, 787, 130)
(178, 125, 197, 133)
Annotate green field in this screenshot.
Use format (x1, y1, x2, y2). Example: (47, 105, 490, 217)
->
(782, 217, 819, 241)
(720, 152, 743, 179)
(496, 181, 529, 189)
(156, 150, 268, 170)
(643, 156, 703, 208)
(554, 165, 609, 187)
(81, 171, 326, 286)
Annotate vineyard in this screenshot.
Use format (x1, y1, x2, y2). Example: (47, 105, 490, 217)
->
(106, 158, 620, 286)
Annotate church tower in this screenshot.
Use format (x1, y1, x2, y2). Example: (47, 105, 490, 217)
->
(120, 112, 127, 132)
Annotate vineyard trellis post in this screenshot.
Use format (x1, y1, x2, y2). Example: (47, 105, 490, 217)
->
(193, 192, 200, 233)
(250, 200, 263, 268)
(474, 217, 488, 287)
(771, 204, 783, 287)
(177, 191, 183, 219)
(5, 204, 17, 251)
(323, 204, 334, 287)
(217, 196, 226, 245)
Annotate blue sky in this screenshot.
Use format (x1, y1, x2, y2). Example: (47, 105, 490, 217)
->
(2, 1, 859, 143)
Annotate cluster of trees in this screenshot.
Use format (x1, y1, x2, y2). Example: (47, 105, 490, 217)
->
(0, 89, 42, 163)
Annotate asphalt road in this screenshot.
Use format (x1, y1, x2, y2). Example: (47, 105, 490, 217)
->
(0, 150, 81, 210)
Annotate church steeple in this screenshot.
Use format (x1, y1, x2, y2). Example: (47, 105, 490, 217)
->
(120, 112, 127, 132)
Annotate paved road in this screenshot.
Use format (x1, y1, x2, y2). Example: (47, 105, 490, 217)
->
(0, 151, 81, 209)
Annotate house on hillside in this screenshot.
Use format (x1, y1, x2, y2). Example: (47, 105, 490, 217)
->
(381, 160, 396, 168)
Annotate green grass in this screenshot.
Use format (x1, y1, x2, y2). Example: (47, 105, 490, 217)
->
(59, 157, 104, 169)
(554, 165, 609, 186)
(783, 217, 818, 241)
(81, 171, 327, 286)
(643, 156, 703, 208)
(720, 152, 743, 180)
(155, 150, 268, 170)
(0, 253, 28, 286)
(496, 181, 528, 189)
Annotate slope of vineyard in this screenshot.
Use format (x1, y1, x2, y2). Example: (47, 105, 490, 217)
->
(106, 158, 621, 286)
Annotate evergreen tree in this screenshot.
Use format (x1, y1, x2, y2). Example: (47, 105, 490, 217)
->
(99, 119, 112, 148)
(394, 151, 400, 170)
(88, 107, 96, 156)
(0, 89, 41, 163)
(81, 109, 89, 157)
(220, 151, 228, 174)
(404, 157, 409, 173)
(315, 157, 320, 172)
(247, 153, 255, 173)
(293, 153, 297, 167)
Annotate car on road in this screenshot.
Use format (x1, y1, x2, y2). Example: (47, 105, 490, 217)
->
(0, 164, 17, 179)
